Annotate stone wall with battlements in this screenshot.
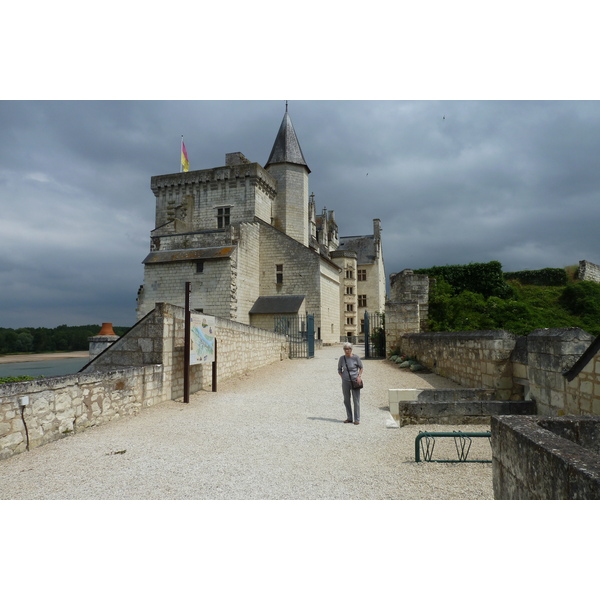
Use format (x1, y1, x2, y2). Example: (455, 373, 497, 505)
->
(151, 162, 276, 235)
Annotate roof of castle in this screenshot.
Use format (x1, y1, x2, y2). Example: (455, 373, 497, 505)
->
(265, 108, 310, 173)
(249, 295, 305, 314)
(338, 235, 377, 265)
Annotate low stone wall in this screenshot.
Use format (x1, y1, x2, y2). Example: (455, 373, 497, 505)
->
(388, 388, 535, 426)
(491, 415, 600, 499)
(399, 330, 518, 401)
(0, 365, 164, 460)
(1, 303, 289, 460)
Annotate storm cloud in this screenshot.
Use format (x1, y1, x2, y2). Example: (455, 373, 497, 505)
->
(1, 99, 600, 328)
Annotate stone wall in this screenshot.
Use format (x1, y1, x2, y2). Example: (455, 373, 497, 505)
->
(491, 415, 600, 499)
(526, 328, 595, 416)
(385, 270, 430, 353)
(399, 330, 519, 401)
(385, 302, 421, 354)
(0, 365, 164, 460)
(392, 327, 600, 419)
(150, 162, 276, 234)
(389, 388, 535, 426)
(577, 260, 600, 283)
(1, 303, 289, 460)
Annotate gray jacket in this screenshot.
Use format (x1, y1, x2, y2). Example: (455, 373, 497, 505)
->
(338, 354, 363, 382)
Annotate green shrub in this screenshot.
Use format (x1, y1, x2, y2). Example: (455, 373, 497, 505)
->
(504, 267, 568, 286)
(415, 261, 514, 299)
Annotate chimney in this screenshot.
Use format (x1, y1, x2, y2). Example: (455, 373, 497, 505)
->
(88, 323, 119, 359)
(373, 219, 381, 258)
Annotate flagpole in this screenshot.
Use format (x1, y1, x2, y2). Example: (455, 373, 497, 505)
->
(180, 135, 183, 173)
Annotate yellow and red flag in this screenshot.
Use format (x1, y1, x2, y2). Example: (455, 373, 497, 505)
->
(181, 137, 190, 172)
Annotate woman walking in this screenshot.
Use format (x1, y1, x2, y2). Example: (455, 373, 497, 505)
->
(338, 342, 364, 424)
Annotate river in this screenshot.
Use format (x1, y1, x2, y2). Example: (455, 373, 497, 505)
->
(0, 355, 91, 379)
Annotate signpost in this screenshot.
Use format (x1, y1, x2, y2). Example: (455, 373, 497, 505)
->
(183, 282, 217, 404)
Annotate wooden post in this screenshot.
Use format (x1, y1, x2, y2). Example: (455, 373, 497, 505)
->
(183, 282, 191, 403)
(212, 338, 218, 392)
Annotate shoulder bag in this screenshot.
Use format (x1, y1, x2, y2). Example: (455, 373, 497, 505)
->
(343, 355, 364, 389)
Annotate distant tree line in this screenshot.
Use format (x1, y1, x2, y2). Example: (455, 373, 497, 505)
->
(0, 325, 131, 355)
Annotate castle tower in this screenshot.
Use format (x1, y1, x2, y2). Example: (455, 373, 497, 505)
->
(265, 106, 310, 247)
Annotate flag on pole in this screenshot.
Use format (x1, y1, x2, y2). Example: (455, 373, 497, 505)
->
(181, 137, 190, 172)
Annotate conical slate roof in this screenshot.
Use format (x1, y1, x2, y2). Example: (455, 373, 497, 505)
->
(265, 109, 310, 173)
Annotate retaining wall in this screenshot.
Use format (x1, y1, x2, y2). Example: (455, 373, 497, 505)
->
(491, 415, 600, 499)
(394, 328, 600, 420)
(389, 388, 535, 426)
(1, 303, 289, 460)
(399, 330, 519, 401)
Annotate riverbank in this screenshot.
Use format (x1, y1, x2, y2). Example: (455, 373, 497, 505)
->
(0, 351, 89, 364)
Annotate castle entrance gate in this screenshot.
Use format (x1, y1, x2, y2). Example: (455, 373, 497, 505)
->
(274, 314, 315, 359)
(364, 311, 385, 358)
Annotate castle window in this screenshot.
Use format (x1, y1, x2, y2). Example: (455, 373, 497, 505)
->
(196, 260, 204, 273)
(276, 264, 283, 284)
(345, 269, 354, 279)
(360, 319, 365, 333)
(358, 295, 367, 308)
(217, 206, 230, 228)
(346, 304, 354, 312)
(346, 317, 354, 325)
(358, 269, 367, 281)
(345, 286, 354, 295)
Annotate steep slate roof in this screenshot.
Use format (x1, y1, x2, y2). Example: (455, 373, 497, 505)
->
(265, 109, 311, 173)
(338, 235, 377, 265)
(249, 295, 305, 314)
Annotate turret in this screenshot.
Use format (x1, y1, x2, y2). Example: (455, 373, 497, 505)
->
(265, 106, 310, 246)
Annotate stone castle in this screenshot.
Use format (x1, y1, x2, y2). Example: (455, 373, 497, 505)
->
(136, 107, 386, 343)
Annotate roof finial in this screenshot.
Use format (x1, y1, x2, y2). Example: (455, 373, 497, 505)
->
(285, 100, 288, 112)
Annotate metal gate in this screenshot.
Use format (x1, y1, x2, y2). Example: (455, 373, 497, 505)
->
(364, 311, 385, 358)
(274, 314, 315, 359)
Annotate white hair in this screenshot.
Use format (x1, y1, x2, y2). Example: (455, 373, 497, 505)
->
(343, 342, 353, 350)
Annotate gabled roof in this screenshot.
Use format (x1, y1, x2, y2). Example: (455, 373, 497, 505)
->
(265, 109, 310, 173)
(249, 295, 305, 314)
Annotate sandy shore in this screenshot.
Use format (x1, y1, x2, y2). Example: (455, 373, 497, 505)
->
(0, 351, 89, 364)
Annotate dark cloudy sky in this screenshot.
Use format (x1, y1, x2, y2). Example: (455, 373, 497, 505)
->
(2, 4, 599, 329)
(2, 99, 599, 328)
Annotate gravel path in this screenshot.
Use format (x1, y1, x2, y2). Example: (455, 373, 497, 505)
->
(0, 344, 493, 500)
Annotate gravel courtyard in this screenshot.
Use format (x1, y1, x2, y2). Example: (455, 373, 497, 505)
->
(0, 344, 493, 500)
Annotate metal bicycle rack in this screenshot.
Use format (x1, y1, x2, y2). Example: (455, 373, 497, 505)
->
(415, 431, 492, 463)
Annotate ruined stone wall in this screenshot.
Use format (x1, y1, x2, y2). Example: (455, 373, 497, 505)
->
(386, 270, 430, 343)
(1, 303, 288, 460)
(385, 302, 420, 355)
(577, 260, 600, 283)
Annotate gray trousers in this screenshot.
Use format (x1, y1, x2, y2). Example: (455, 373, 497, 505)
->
(342, 379, 360, 422)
